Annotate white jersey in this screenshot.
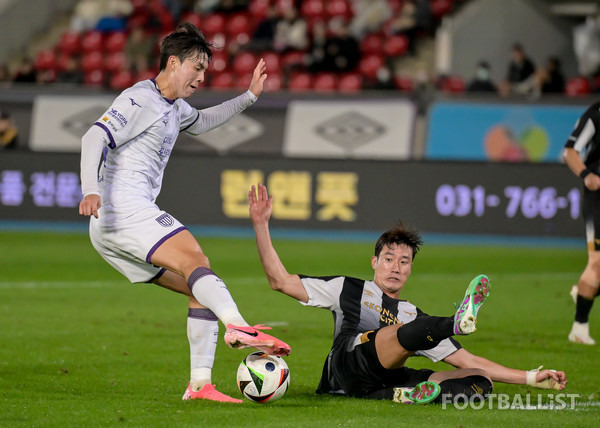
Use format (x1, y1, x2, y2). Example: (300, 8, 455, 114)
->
(92, 79, 255, 215)
(299, 275, 460, 363)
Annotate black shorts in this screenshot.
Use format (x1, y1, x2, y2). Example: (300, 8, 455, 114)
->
(330, 330, 434, 399)
(583, 187, 600, 251)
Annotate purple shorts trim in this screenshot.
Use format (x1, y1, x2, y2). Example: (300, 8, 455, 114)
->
(145, 226, 187, 263)
(146, 268, 166, 283)
(94, 121, 117, 149)
(188, 307, 218, 321)
(187, 267, 217, 292)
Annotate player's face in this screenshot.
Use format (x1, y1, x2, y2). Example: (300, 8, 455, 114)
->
(371, 243, 413, 298)
(172, 53, 208, 99)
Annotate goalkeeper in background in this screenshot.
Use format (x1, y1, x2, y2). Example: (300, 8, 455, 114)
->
(248, 183, 567, 403)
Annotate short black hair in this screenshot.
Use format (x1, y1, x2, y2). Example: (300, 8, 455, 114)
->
(159, 23, 213, 71)
(374, 222, 423, 260)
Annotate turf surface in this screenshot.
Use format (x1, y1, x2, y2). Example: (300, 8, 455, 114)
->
(1, 230, 598, 427)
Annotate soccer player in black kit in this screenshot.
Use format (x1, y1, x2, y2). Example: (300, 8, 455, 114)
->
(564, 101, 600, 345)
(248, 183, 567, 404)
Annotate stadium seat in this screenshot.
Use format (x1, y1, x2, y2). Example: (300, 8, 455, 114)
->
(81, 51, 104, 73)
(84, 69, 105, 86)
(110, 70, 135, 90)
(202, 13, 227, 38)
(360, 33, 384, 55)
(313, 72, 337, 92)
(232, 51, 257, 76)
(227, 13, 253, 44)
(249, 0, 269, 19)
(263, 71, 283, 92)
(104, 32, 127, 53)
(565, 76, 591, 96)
(210, 71, 235, 89)
(262, 51, 282, 72)
(394, 75, 415, 92)
(358, 53, 384, 79)
(58, 32, 81, 55)
(210, 51, 229, 73)
(180, 11, 202, 28)
(235, 72, 254, 90)
(301, 0, 327, 21)
(104, 51, 127, 73)
(135, 69, 156, 81)
(288, 72, 313, 92)
(35, 49, 57, 71)
(326, 0, 353, 20)
(338, 73, 363, 93)
(81, 31, 103, 53)
(439, 75, 466, 93)
(431, 0, 453, 20)
(281, 50, 306, 70)
(383, 35, 409, 57)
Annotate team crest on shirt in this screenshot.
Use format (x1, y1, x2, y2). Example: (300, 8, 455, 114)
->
(156, 213, 174, 227)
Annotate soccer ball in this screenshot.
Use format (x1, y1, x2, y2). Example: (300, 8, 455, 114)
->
(236, 351, 290, 403)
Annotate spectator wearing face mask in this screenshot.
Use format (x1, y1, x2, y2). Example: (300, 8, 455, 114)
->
(467, 61, 497, 93)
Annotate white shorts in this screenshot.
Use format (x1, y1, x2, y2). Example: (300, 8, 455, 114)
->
(89, 205, 186, 283)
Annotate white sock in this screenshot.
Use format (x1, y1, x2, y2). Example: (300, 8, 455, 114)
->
(188, 308, 218, 391)
(187, 268, 248, 327)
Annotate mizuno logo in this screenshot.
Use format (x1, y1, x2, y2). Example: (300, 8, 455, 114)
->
(129, 98, 141, 107)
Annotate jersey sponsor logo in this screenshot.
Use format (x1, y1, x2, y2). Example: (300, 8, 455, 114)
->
(108, 108, 128, 127)
(155, 213, 174, 227)
(363, 289, 374, 297)
(129, 97, 142, 107)
(101, 116, 118, 132)
(363, 300, 399, 326)
(162, 111, 170, 126)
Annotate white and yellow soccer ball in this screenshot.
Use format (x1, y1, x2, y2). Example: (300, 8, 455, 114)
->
(236, 352, 290, 403)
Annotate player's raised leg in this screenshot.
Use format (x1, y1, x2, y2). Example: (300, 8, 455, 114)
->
(151, 230, 291, 356)
(454, 274, 490, 335)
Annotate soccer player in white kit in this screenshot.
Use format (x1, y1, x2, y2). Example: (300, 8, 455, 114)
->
(78, 23, 290, 403)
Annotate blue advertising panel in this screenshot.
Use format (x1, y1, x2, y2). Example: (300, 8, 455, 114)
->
(425, 102, 586, 162)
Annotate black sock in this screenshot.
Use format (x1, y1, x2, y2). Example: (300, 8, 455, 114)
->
(575, 294, 595, 323)
(433, 375, 493, 404)
(396, 316, 454, 351)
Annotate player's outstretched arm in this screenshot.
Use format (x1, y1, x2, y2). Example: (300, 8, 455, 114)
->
(248, 58, 267, 98)
(564, 147, 600, 191)
(443, 348, 567, 390)
(248, 183, 308, 303)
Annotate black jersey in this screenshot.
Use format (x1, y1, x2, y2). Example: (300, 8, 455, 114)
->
(565, 101, 600, 172)
(299, 275, 461, 394)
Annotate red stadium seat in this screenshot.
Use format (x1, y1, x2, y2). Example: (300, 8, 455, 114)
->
(84, 69, 105, 86)
(232, 51, 257, 75)
(431, 0, 453, 19)
(180, 11, 202, 28)
(227, 13, 253, 43)
(358, 53, 384, 79)
(565, 76, 591, 96)
(210, 51, 229, 73)
(301, 0, 326, 21)
(35, 49, 57, 71)
(110, 70, 135, 90)
(81, 51, 104, 73)
(202, 13, 226, 38)
(249, 0, 269, 19)
(440, 75, 466, 93)
(338, 73, 363, 92)
(58, 32, 81, 55)
(281, 50, 306, 69)
(235, 72, 254, 90)
(81, 31, 103, 53)
(263, 71, 283, 92)
(211, 71, 235, 89)
(394, 75, 415, 92)
(360, 33, 384, 55)
(105, 31, 127, 53)
(104, 51, 127, 73)
(383, 35, 409, 57)
(288, 72, 313, 92)
(262, 51, 281, 72)
(136, 69, 156, 81)
(313, 72, 337, 92)
(326, 0, 353, 19)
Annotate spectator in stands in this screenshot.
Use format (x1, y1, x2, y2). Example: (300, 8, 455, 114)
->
(349, 0, 392, 39)
(70, 0, 104, 33)
(0, 111, 18, 150)
(323, 19, 360, 73)
(365, 63, 396, 90)
(273, 5, 308, 53)
(56, 56, 85, 85)
(95, 0, 134, 32)
(12, 58, 37, 83)
(534, 56, 565, 95)
(125, 23, 155, 73)
(499, 43, 536, 96)
(246, 4, 280, 52)
(386, 0, 418, 54)
(306, 20, 329, 74)
(466, 61, 497, 93)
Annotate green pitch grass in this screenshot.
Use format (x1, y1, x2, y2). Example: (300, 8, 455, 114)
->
(1, 230, 598, 427)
